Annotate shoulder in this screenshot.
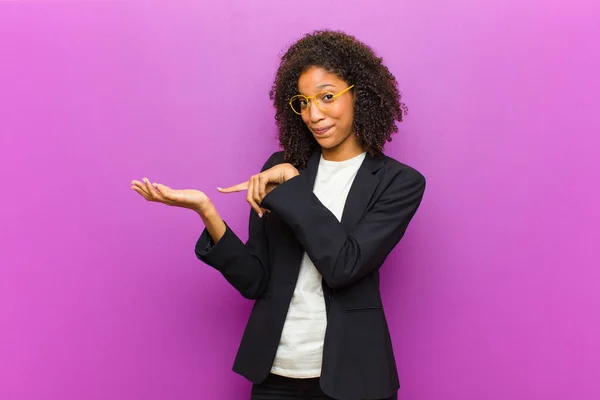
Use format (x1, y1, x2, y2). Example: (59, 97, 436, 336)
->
(380, 153, 426, 188)
(269, 150, 286, 165)
(260, 151, 286, 171)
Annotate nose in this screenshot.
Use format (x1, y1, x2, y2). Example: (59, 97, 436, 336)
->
(308, 100, 325, 122)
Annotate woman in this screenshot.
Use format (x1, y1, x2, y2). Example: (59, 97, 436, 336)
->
(132, 30, 426, 400)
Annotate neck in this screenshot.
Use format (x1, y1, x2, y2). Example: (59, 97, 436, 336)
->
(321, 133, 364, 161)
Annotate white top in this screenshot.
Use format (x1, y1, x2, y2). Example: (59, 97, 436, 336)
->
(270, 151, 367, 378)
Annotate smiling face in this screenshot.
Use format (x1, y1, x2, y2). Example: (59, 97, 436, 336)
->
(296, 66, 364, 161)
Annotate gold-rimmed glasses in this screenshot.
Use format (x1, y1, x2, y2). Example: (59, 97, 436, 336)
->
(289, 84, 355, 115)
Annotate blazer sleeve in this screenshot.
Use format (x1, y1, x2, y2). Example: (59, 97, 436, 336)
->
(261, 166, 426, 289)
(194, 153, 278, 299)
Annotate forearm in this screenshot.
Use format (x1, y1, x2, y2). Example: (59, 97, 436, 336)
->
(194, 202, 270, 300)
(262, 170, 426, 289)
(195, 200, 226, 244)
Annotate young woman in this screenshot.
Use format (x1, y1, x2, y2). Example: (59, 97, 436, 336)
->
(132, 30, 426, 400)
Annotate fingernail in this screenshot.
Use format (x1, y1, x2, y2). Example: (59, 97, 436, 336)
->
(258, 213, 263, 218)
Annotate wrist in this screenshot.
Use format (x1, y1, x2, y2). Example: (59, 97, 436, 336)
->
(285, 165, 300, 181)
(195, 199, 215, 217)
(195, 199, 226, 243)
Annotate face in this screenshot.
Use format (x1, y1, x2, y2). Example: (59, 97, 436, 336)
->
(296, 67, 361, 158)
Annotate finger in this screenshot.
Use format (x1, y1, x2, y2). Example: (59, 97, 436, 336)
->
(143, 178, 158, 199)
(253, 174, 262, 206)
(247, 176, 261, 217)
(257, 174, 267, 203)
(217, 181, 249, 193)
(131, 179, 146, 190)
(153, 183, 179, 205)
(131, 180, 151, 197)
(131, 185, 151, 201)
(247, 176, 262, 217)
(147, 179, 169, 203)
(153, 183, 172, 199)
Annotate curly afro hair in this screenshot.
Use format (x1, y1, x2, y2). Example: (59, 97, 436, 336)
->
(269, 30, 407, 169)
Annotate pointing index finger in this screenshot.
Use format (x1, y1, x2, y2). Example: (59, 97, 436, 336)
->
(217, 181, 249, 193)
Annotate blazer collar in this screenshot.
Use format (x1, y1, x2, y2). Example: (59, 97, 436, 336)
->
(300, 148, 385, 230)
(302, 148, 385, 186)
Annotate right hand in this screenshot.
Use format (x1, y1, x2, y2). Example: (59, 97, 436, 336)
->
(131, 177, 210, 213)
(217, 163, 299, 217)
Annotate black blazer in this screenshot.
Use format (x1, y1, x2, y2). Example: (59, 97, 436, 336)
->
(195, 148, 426, 400)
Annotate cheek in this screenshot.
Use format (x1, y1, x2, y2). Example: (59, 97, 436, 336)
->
(301, 114, 310, 126)
(333, 102, 354, 128)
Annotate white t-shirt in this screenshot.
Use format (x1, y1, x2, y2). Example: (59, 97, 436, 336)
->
(270, 151, 367, 378)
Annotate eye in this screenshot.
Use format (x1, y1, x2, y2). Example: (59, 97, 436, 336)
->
(291, 96, 309, 112)
(320, 93, 335, 103)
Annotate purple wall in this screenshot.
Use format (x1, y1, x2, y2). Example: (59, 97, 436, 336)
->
(1, 1, 599, 399)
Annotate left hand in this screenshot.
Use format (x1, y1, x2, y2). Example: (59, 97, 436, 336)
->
(218, 163, 299, 217)
(131, 178, 211, 213)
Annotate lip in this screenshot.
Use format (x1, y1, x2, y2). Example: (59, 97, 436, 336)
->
(312, 126, 333, 135)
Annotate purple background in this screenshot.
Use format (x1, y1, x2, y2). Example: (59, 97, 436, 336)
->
(1, 1, 599, 399)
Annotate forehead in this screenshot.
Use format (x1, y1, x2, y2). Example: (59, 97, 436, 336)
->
(297, 66, 346, 93)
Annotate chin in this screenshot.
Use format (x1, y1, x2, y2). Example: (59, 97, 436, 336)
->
(314, 137, 339, 149)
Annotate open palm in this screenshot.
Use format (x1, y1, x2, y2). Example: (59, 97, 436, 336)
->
(131, 178, 208, 212)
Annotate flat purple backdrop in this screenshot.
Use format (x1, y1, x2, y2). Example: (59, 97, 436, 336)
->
(1, 1, 599, 399)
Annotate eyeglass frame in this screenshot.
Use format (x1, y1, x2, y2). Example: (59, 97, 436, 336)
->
(288, 84, 355, 115)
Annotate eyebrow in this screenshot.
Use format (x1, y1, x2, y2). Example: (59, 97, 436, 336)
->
(316, 83, 336, 89)
(297, 83, 337, 96)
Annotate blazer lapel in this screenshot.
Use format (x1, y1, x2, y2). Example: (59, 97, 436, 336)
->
(300, 148, 322, 190)
(300, 148, 386, 231)
(284, 149, 321, 282)
(340, 152, 386, 231)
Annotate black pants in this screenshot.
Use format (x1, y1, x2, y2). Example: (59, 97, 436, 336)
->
(250, 373, 398, 400)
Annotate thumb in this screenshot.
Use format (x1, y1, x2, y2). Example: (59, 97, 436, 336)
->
(154, 183, 173, 199)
